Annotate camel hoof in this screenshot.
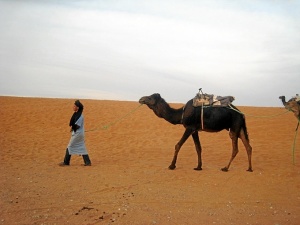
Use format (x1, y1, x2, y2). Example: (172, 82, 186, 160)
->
(194, 167, 202, 171)
(247, 168, 253, 172)
(168, 165, 176, 170)
(221, 167, 229, 172)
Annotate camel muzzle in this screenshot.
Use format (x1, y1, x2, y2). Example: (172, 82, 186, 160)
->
(138, 97, 147, 104)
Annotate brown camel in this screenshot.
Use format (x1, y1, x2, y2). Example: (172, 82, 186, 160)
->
(279, 95, 300, 131)
(139, 93, 253, 172)
(279, 96, 300, 121)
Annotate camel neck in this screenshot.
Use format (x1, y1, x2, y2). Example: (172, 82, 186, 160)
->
(152, 101, 183, 125)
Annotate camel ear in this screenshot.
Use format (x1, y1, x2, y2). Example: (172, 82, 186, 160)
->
(152, 93, 161, 99)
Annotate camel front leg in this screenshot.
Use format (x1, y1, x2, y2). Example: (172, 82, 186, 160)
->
(192, 131, 202, 170)
(169, 128, 194, 170)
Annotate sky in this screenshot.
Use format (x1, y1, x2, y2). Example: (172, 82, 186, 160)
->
(0, 0, 299, 106)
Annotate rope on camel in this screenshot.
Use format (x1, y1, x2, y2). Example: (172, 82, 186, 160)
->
(292, 119, 299, 165)
(227, 105, 291, 118)
(85, 104, 143, 132)
(86, 102, 299, 163)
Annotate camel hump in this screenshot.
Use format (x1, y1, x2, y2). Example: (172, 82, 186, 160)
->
(292, 94, 300, 102)
(193, 92, 235, 107)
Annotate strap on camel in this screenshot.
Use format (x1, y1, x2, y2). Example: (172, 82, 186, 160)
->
(201, 103, 204, 130)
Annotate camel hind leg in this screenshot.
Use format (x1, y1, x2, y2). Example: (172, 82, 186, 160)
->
(222, 131, 239, 172)
(239, 128, 253, 172)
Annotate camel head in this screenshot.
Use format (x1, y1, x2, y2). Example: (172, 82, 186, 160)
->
(279, 96, 285, 100)
(139, 93, 162, 108)
(279, 96, 287, 106)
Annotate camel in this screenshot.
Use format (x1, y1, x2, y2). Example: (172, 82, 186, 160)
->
(139, 93, 253, 172)
(279, 95, 300, 131)
(279, 96, 300, 121)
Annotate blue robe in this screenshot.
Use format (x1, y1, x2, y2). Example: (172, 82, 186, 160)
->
(67, 115, 88, 155)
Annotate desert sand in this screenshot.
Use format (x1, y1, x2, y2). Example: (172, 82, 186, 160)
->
(0, 96, 300, 225)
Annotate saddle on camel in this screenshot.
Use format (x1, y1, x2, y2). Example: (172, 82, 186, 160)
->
(192, 88, 235, 107)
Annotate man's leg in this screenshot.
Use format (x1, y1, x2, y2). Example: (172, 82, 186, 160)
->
(59, 148, 71, 166)
(82, 154, 91, 166)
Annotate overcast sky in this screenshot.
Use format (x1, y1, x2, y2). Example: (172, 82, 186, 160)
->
(0, 0, 299, 106)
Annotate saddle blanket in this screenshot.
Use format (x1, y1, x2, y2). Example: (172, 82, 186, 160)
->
(193, 93, 235, 107)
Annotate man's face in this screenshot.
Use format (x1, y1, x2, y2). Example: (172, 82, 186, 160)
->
(73, 104, 79, 112)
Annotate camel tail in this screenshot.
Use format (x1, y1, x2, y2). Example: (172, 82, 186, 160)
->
(241, 116, 250, 142)
(230, 104, 250, 142)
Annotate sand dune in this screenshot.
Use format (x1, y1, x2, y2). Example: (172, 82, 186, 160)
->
(1, 96, 299, 225)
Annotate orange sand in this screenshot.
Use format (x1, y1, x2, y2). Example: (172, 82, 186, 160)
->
(1, 96, 300, 225)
